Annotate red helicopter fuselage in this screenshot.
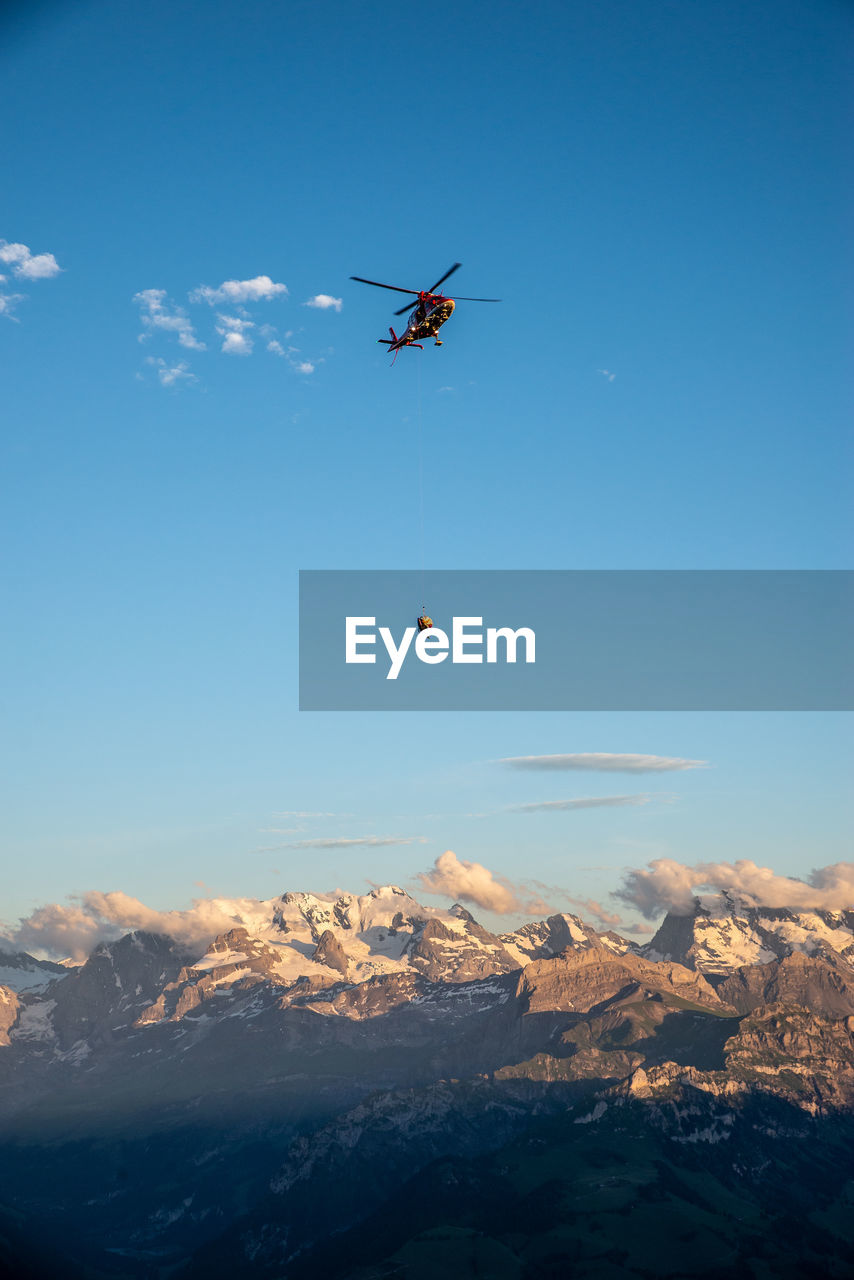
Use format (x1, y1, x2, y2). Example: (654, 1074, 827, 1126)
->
(383, 294, 456, 354)
(350, 263, 499, 361)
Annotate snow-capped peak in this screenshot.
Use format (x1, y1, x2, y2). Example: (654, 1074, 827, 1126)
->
(643, 896, 854, 974)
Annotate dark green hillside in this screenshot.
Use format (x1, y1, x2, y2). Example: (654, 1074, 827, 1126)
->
(286, 1099, 854, 1280)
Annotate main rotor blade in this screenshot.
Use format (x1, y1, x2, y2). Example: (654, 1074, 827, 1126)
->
(394, 293, 502, 315)
(350, 276, 420, 295)
(426, 262, 462, 294)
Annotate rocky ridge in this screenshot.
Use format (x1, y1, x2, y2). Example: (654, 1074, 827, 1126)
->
(3, 884, 854, 1277)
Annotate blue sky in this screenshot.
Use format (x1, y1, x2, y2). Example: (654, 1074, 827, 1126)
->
(1, 0, 851, 946)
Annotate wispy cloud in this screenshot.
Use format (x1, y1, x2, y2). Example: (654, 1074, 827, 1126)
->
(566, 895, 624, 929)
(134, 288, 205, 350)
(278, 835, 427, 849)
(273, 811, 339, 819)
(525, 879, 654, 937)
(615, 858, 854, 919)
(0, 291, 25, 319)
(304, 294, 342, 311)
(501, 753, 707, 773)
(597, 368, 616, 382)
(144, 356, 197, 387)
(0, 238, 62, 319)
(415, 850, 550, 916)
(133, 272, 323, 382)
(264, 337, 316, 373)
(190, 275, 287, 305)
(509, 794, 652, 813)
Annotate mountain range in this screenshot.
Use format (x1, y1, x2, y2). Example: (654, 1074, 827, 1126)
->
(2, 883, 854, 1278)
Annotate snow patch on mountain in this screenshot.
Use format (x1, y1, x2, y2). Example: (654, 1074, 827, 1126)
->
(0, 950, 68, 992)
(12, 998, 57, 1043)
(644, 892, 854, 975)
(145, 886, 531, 1020)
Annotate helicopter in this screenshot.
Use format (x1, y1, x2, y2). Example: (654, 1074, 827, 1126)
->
(350, 263, 499, 359)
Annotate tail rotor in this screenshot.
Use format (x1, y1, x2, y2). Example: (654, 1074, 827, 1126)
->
(377, 326, 422, 364)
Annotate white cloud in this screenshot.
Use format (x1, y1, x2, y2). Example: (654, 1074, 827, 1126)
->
(0, 239, 62, 318)
(220, 331, 252, 355)
(191, 275, 287, 305)
(131, 276, 323, 376)
(16, 252, 62, 280)
(134, 288, 205, 350)
(597, 368, 616, 382)
(511, 795, 651, 812)
(215, 313, 255, 355)
(0, 239, 62, 280)
(501, 753, 707, 773)
(304, 294, 342, 311)
(615, 858, 854, 919)
(145, 356, 197, 387)
(0, 242, 29, 266)
(415, 850, 549, 916)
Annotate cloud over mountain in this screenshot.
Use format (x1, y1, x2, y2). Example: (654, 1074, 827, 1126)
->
(565, 895, 624, 928)
(416, 850, 549, 915)
(8, 891, 271, 961)
(615, 858, 854, 919)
